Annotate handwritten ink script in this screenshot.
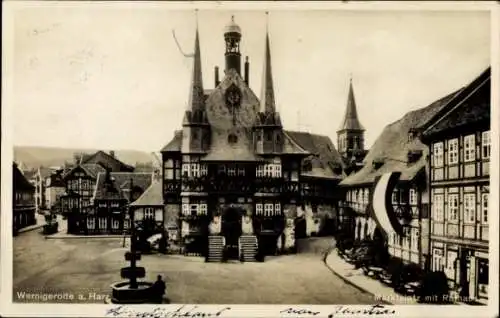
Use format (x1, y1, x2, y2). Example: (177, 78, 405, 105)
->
(106, 305, 232, 318)
(280, 305, 396, 317)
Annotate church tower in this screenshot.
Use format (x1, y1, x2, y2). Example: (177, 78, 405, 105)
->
(181, 25, 211, 154)
(337, 77, 365, 162)
(254, 15, 283, 155)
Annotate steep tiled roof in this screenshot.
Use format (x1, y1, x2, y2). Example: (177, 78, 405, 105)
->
(47, 171, 66, 188)
(423, 67, 490, 138)
(130, 181, 163, 207)
(160, 130, 183, 152)
(341, 89, 460, 186)
(94, 172, 153, 201)
(286, 131, 345, 179)
(82, 151, 134, 172)
(81, 163, 107, 179)
(13, 163, 35, 191)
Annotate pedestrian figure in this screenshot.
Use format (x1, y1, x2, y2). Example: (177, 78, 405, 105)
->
(152, 275, 166, 304)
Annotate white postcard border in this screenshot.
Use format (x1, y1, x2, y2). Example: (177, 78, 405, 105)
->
(1, 1, 499, 318)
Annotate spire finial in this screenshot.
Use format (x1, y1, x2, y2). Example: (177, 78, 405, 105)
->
(265, 11, 269, 32)
(349, 73, 353, 83)
(195, 9, 199, 28)
(231, 15, 235, 22)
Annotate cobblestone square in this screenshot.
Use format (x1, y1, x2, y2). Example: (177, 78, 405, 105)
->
(14, 232, 376, 304)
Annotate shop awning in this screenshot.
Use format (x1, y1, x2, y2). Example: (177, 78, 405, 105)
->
(369, 172, 405, 237)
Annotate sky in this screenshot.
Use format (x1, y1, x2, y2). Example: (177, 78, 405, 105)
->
(7, 4, 491, 152)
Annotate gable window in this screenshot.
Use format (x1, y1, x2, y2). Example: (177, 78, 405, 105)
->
(482, 131, 490, 159)
(448, 139, 459, 165)
(144, 208, 154, 219)
(447, 194, 459, 222)
(464, 134, 476, 162)
(481, 193, 488, 224)
(433, 142, 444, 167)
(433, 194, 444, 221)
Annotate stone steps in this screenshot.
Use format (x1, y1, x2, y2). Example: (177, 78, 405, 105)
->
(239, 235, 258, 262)
(207, 235, 225, 262)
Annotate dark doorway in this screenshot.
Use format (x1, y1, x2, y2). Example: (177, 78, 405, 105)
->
(294, 216, 306, 239)
(221, 208, 242, 259)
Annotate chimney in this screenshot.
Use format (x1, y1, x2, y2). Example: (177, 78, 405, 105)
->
(214, 66, 220, 87)
(109, 150, 115, 158)
(244, 56, 249, 85)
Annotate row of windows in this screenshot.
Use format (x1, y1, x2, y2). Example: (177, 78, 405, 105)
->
(14, 192, 34, 203)
(391, 189, 418, 205)
(67, 179, 93, 191)
(165, 164, 286, 179)
(256, 164, 282, 177)
(182, 203, 208, 216)
(255, 203, 282, 216)
(432, 131, 490, 167)
(86, 218, 120, 229)
(346, 189, 370, 204)
(347, 188, 418, 205)
(432, 193, 488, 223)
(181, 163, 209, 178)
(390, 227, 420, 251)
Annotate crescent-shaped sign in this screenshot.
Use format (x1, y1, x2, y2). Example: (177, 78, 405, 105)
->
(369, 172, 406, 237)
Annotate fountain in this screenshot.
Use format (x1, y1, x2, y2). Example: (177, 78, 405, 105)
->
(109, 179, 158, 304)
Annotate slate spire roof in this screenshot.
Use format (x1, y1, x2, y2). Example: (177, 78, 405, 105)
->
(338, 78, 364, 132)
(187, 26, 204, 113)
(260, 29, 276, 114)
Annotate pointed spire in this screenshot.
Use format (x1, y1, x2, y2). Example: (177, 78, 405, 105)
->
(187, 20, 204, 112)
(260, 12, 276, 114)
(338, 77, 364, 131)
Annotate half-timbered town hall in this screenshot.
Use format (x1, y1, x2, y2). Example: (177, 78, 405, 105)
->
(160, 17, 347, 261)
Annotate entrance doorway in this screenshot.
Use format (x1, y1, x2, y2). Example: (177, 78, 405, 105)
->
(221, 208, 243, 259)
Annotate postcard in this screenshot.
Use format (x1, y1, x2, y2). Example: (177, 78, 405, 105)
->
(1, 1, 498, 317)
